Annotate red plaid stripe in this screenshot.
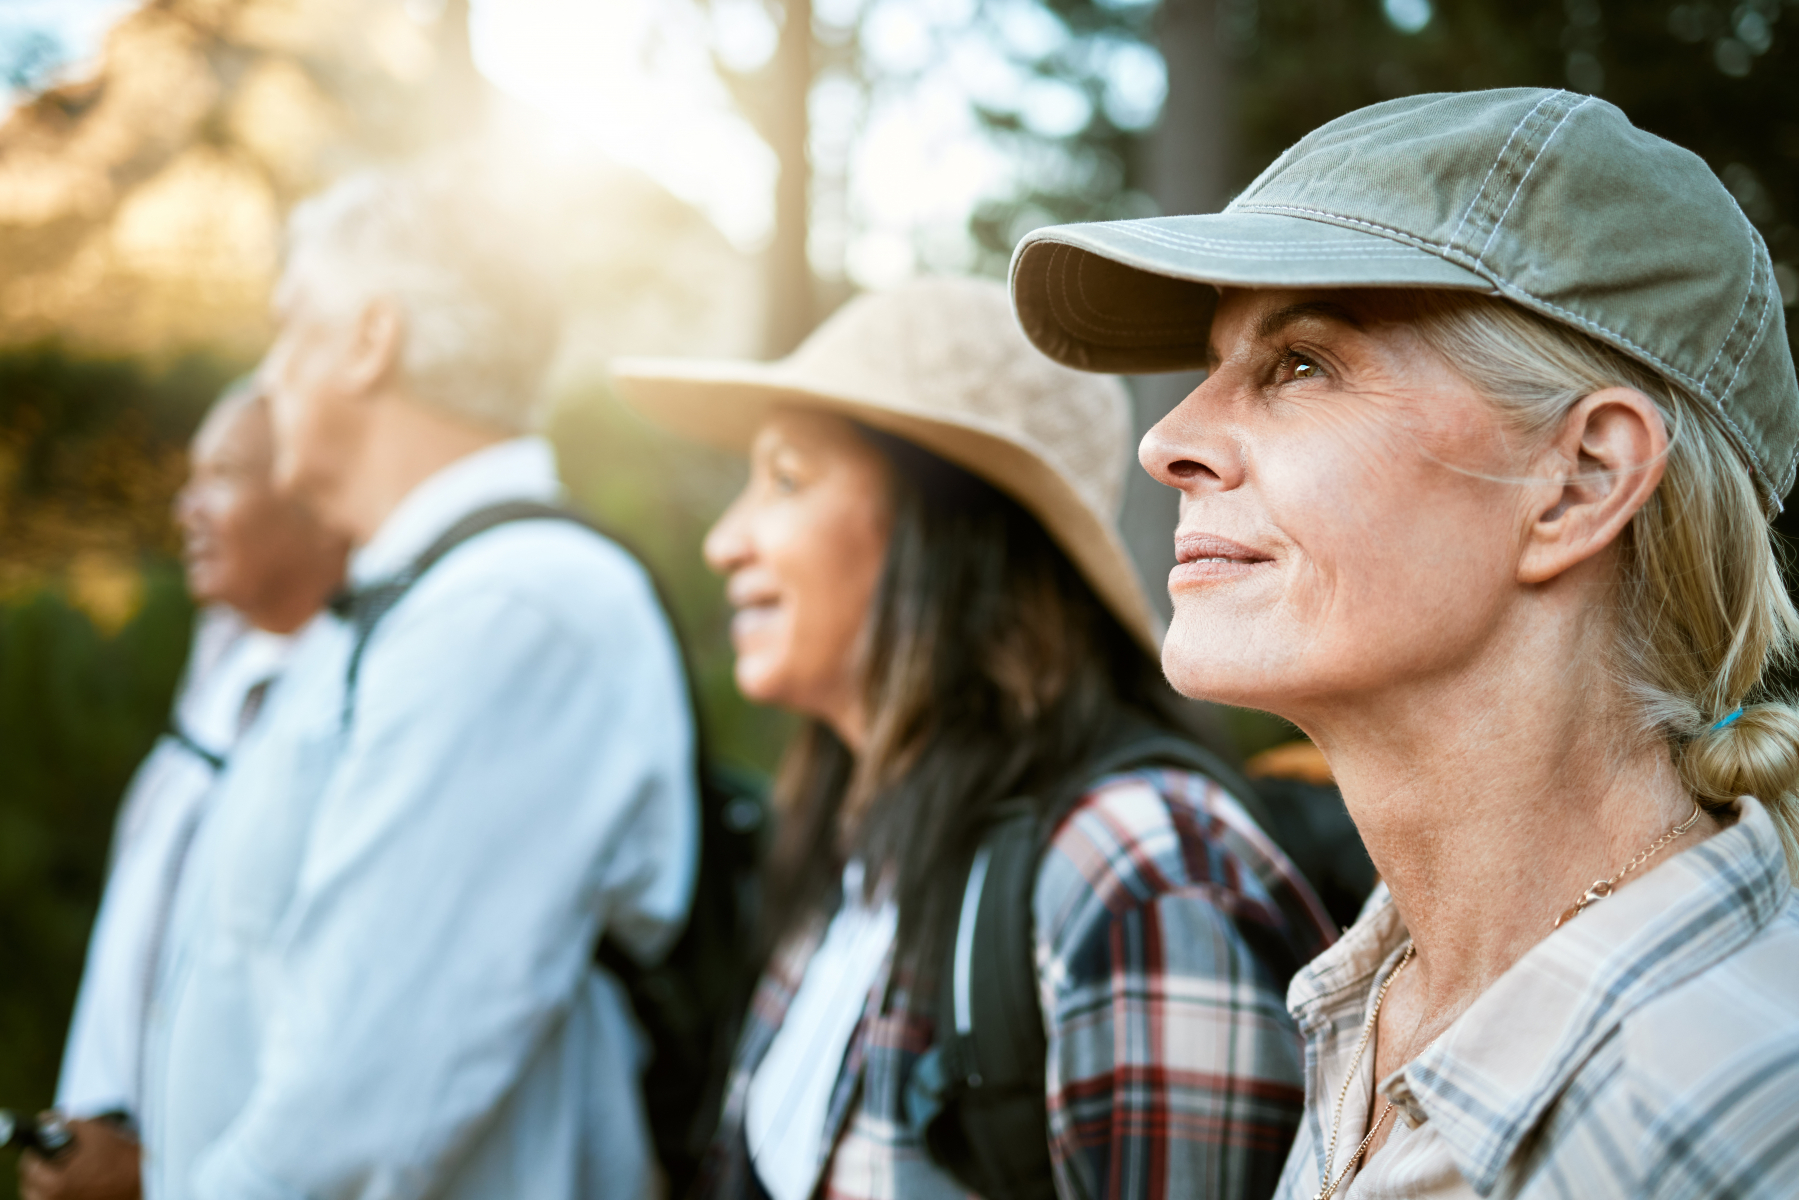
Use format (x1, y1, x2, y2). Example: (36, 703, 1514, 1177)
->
(701, 769, 1333, 1200)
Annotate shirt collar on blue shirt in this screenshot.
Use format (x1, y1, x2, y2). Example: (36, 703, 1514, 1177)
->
(349, 436, 562, 586)
(1287, 796, 1792, 1196)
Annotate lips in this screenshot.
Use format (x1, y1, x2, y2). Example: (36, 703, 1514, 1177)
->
(1175, 533, 1271, 566)
(724, 575, 784, 644)
(1169, 532, 1272, 590)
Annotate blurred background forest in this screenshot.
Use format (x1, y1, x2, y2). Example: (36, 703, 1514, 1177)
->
(1, 0, 1796, 1181)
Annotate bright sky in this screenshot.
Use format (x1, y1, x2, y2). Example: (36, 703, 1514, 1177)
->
(470, 0, 1144, 284)
(0, 0, 1166, 287)
(0, 0, 135, 94)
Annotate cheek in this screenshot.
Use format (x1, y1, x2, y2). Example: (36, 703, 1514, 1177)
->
(1166, 410, 1522, 700)
(747, 500, 888, 704)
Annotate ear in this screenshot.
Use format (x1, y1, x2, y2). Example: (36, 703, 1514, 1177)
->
(338, 298, 406, 400)
(1518, 386, 1667, 585)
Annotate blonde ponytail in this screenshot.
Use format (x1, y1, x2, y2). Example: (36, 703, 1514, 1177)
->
(1388, 290, 1799, 883)
(1684, 705, 1799, 878)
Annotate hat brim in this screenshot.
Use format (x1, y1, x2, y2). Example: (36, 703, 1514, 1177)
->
(1011, 211, 1495, 374)
(611, 358, 1165, 656)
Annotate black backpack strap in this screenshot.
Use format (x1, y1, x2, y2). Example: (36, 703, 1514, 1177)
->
(323, 498, 766, 1198)
(910, 710, 1295, 1200)
(908, 794, 1054, 1200)
(328, 501, 593, 728)
(164, 719, 226, 773)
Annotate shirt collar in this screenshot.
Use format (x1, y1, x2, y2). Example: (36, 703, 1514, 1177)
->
(1288, 796, 1792, 1196)
(349, 437, 561, 585)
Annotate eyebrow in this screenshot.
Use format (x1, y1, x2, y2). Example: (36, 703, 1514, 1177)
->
(1203, 300, 1366, 367)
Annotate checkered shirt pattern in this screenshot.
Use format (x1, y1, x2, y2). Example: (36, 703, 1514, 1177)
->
(701, 767, 1338, 1200)
(1275, 795, 1799, 1200)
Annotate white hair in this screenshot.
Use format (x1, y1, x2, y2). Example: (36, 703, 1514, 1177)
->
(284, 159, 559, 434)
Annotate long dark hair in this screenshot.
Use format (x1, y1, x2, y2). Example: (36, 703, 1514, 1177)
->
(760, 424, 1206, 968)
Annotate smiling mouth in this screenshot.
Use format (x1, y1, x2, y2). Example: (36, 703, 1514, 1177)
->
(1169, 533, 1271, 588)
(728, 597, 782, 640)
(1174, 533, 1271, 566)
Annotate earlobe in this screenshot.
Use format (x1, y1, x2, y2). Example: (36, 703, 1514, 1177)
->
(1518, 387, 1667, 585)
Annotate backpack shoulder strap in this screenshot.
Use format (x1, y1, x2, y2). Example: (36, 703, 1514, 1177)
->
(914, 712, 1263, 1200)
(331, 501, 601, 728)
(164, 718, 227, 772)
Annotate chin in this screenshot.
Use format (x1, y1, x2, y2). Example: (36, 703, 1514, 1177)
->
(1158, 609, 1261, 706)
(732, 658, 787, 709)
(184, 571, 223, 606)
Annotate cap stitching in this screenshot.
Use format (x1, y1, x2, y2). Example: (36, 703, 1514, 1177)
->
(1700, 277, 1757, 394)
(1711, 262, 1768, 405)
(1109, 223, 1437, 259)
(1699, 203, 1766, 393)
(1445, 91, 1563, 258)
(1712, 250, 1777, 462)
(1690, 211, 1786, 499)
(1475, 96, 1593, 269)
(1502, 275, 1779, 501)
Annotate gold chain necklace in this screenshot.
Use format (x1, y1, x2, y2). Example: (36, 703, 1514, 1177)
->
(1553, 800, 1703, 929)
(1313, 943, 1416, 1200)
(1314, 800, 1704, 1198)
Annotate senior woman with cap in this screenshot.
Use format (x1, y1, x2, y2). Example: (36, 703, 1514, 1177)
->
(614, 277, 1335, 1200)
(1011, 89, 1799, 1199)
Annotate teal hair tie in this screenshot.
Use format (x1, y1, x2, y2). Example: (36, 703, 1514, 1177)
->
(1713, 705, 1745, 731)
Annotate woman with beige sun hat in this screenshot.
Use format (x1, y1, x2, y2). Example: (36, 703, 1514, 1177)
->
(612, 276, 1336, 1200)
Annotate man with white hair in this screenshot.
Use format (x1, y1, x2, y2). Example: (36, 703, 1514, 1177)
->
(137, 162, 698, 1200)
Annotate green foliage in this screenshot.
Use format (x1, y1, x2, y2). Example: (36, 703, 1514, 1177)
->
(0, 563, 193, 1188)
(968, 0, 1164, 269)
(0, 345, 236, 492)
(1, 344, 248, 581)
(0, 344, 234, 1192)
(971, 0, 1798, 354)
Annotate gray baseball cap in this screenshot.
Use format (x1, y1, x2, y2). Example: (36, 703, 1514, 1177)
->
(1010, 88, 1799, 505)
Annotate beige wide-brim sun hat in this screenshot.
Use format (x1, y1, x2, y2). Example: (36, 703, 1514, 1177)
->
(611, 276, 1162, 654)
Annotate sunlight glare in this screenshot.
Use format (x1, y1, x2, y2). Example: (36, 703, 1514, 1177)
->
(470, 0, 777, 249)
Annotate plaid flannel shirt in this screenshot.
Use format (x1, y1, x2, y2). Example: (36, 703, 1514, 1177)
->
(704, 767, 1337, 1200)
(1275, 795, 1799, 1200)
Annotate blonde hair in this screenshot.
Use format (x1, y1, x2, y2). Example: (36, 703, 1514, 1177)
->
(1389, 291, 1799, 881)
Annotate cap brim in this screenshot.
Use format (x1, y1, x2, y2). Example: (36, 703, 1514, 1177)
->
(611, 359, 1166, 656)
(1011, 211, 1496, 373)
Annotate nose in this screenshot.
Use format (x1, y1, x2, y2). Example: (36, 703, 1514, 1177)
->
(1139, 376, 1243, 495)
(702, 493, 753, 576)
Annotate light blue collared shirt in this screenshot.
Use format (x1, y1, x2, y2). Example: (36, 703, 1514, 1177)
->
(142, 437, 698, 1200)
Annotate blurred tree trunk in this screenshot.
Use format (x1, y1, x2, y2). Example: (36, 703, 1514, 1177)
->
(1120, 0, 1232, 626)
(763, 0, 814, 357)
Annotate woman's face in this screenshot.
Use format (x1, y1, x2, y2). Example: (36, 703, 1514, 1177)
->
(1139, 288, 1537, 722)
(704, 409, 895, 742)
